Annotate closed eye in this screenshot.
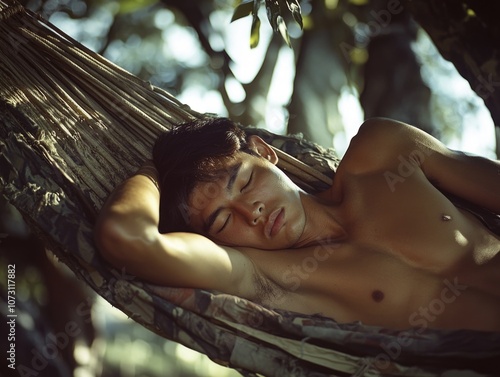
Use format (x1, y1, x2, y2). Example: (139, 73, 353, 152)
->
(218, 214, 231, 233)
(241, 172, 253, 192)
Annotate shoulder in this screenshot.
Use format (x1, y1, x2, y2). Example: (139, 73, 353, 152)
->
(350, 117, 419, 153)
(339, 117, 443, 174)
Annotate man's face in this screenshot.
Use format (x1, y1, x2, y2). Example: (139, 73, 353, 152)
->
(186, 137, 307, 250)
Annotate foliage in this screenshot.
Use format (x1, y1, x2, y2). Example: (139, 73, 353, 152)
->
(231, 0, 303, 47)
(18, 0, 499, 157)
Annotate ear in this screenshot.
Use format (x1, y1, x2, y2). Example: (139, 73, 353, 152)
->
(247, 135, 278, 165)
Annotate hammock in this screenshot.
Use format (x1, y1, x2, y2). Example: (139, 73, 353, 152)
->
(1, 1, 499, 376)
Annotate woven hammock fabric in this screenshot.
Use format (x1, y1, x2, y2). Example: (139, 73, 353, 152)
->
(1, 1, 500, 376)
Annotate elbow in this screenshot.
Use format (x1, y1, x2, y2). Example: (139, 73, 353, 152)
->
(94, 210, 160, 274)
(94, 216, 167, 283)
(94, 217, 127, 266)
(94, 215, 153, 269)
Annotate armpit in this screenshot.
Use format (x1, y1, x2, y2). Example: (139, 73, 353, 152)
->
(252, 267, 287, 306)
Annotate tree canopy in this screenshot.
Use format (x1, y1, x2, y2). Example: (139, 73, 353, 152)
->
(20, 0, 499, 158)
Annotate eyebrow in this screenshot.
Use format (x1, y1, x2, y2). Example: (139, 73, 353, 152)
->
(204, 162, 242, 233)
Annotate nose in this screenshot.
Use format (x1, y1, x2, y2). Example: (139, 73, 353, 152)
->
(233, 199, 264, 225)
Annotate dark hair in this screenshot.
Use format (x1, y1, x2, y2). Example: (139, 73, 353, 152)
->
(152, 117, 253, 233)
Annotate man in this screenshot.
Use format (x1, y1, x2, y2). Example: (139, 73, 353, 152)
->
(94, 117, 500, 332)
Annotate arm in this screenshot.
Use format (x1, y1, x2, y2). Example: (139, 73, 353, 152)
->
(94, 161, 255, 296)
(354, 118, 500, 213)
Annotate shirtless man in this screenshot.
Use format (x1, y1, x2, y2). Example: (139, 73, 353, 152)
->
(94, 117, 500, 332)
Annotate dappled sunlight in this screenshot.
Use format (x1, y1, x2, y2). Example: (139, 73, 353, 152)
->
(28, 0, 497, 160)
(91, 297, 241, 377)
(161, 24, 207, 68)
(223, 6, 273, 84)
(336, 86, 364, 157)
(413, 30, 496, 158)
(453, 229, 469, 247)
(178, 87, 227, 116)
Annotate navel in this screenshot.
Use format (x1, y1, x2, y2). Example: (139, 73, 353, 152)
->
(371, 289, 384, 303)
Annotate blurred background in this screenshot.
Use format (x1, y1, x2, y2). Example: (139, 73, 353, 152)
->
(1, 0, 498, 376)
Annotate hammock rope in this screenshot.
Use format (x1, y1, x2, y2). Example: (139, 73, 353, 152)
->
(1, 1, 499, 376)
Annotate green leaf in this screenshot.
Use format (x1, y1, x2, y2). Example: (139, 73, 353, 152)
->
(265, 0, 280, 30)
(118, 0, 157, 14)
(234, 0, 303, 47)
(286, 0, 303, 29)
(276, 16, 291, 47)
(250, 15, 261, 48)
(231, 0, 254, 23)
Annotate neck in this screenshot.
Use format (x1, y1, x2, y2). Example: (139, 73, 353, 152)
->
(294, 192, 346, 248)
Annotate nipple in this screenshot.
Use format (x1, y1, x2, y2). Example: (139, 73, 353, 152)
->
(371, 290, 384, 303)
(441, 214, 452, 222)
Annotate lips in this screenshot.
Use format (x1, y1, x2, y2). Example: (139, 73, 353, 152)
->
(265, 208, 284, 238)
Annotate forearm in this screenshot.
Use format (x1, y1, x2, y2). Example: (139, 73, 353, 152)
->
(95, 189, 240, 289)
(357, 118, 500, 214)
(426, 150, 500, 214)
(94, 160, 247, 292)
(390, 119, 500, 214)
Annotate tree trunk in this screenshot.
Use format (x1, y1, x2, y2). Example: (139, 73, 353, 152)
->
(359, 1, 434, 135)
(404, 0, 500, 156)
(288, 28, 347, 147)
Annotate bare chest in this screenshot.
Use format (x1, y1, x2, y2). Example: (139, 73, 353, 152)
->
(250, 170, 500, 330)
(339, 169, 500, 275)
(254, 243, 500, 331)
